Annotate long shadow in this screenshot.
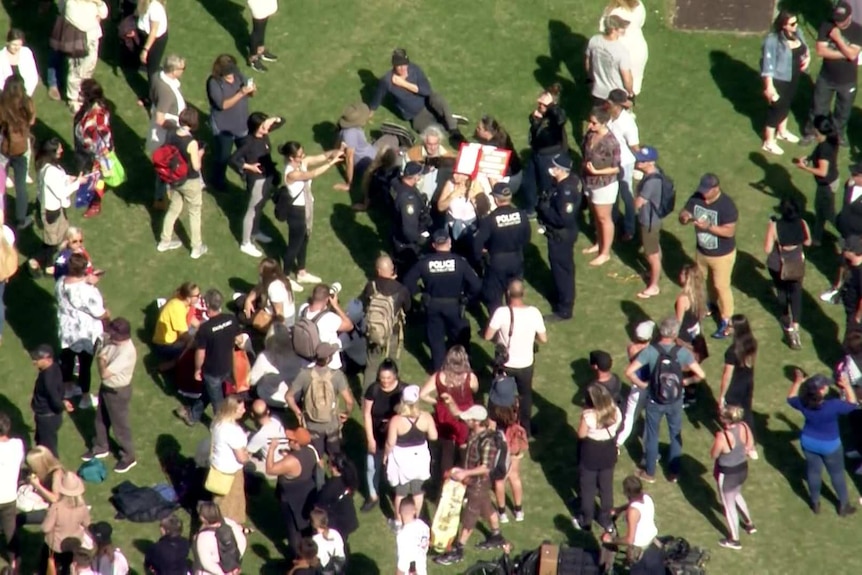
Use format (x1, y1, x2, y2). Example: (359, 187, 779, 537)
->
(569, 357, 595, 407)
(193, 0, 249, 57)
(747, 151, 808, 211)
(709, 50, 763, 137)
(4, 270, 56, 352)
(658, 229, 694, 289)
(676, 453, 727, 536)
(530, 389, 579, 507)
(538, 20, 590, 143)
(0, 394, 30, 450)
(329, 204, 385, 275)
(763, 411, 829, 507)
(523, 242, 552, 303)
(357, 69, 401, 119)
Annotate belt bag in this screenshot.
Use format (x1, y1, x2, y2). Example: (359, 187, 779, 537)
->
(779, 246, 805, 281)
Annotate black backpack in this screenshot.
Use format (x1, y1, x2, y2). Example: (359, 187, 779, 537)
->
(649, 344, 684, 405)
(206, 523, 242, 573)
(661, 536, 710, 575)
(645, 170, 676, 228)
(480, 430, 510, 482)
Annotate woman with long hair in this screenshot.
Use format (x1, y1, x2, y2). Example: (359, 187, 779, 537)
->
(89, 521, 130, 574)
(0, 29, 39, 98)
(39, 471, 90, 575)
(764, 197, 811, 348)
(521, 83, 568, 218)
(309, 508, 346, 573)
(0, 75, 35, 229)
(760, 10, 809, 155)
(278, 140, 343, 286)
(314, 453, 360, 542)
(437, 170, 489, 246)
(710, 405, 756, 550)
(152, 281, 201, 370)
(361, 359, 405, 512)
(384, 385, 437, 528)
(719, 315, 758, 458)
(675, 264, 708, 362)
(207, 396, 249, 526)
(135, 0, 169, 105)
(206, 53, 255, 191)
(582, 105, 621, 267)
(574, 384, 621, 533)
(419, 345, 478, 472)
(73, 78, 114, 218)
(794, 115, 840, 245)
(31, 139, 84, 276)
(787, 371, 858, 516)
(474, 114, 523, 192)
(599, 0, 649, 96)
(487, 373, 528, 523)
(242, 257, 296, 331)
(25, 446, 65, 509)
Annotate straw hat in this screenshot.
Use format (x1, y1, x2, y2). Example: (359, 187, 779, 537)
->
(338, 102, 371, 129)
(58, 471, 85, 497)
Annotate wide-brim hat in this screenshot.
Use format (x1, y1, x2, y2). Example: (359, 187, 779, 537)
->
(338, 102, 372, 129)
(58, 471, 85, 497)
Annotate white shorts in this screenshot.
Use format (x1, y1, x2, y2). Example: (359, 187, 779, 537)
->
(589, 181, 619, 206)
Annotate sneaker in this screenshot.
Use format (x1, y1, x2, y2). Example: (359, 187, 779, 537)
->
(78, 394, 94, 409)
(748, 448, 759, 460)
(252, 231, 272, 244)
(514, 510, 524, 522)
(289, 278, 304, 293)
(452, 113, 470, 125)
(16, 216, 33, 230)
(173, 406, 195, 427)
(433, 547, 464, 566)
(80, 450, 110, 462)
(89, 393, 99, 408)
(777, 131, 800, 143)
(718, 538, 742, 550)
(240, 243, 263, 257)
(249, 59, 268, 73)
(787, 329, 802, 350)
(475, 534, 506, 551)
(820, 288, 840, 304)
(360, 498, 379, 513)
(114, 459, 137, 474)
(190, 244, 209, 260)
(4, 176, 10, 188)
(839, 504, 857, 517)
(635, 469, 656, 484)
(48, 86, 61, 101)
(260, 50, 278, 62)
(157, 239, 183, 252)
(712, 319, 730, 339)
(499, 511, 509, 524)
(64, 385, 83, 399)
(296, 271, 322, 284)
(742, 523, 757, 535)
(761, 141, 784, 155)
(26, 174, 33, 184)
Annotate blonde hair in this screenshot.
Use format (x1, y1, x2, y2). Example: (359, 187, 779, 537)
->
(61, 494, 86, 508)
(213, 396, 243, 426)
(442, 345, 471, 386)
(680, 264, 706, 320)
(26, 446, 63, 483)
(396, 402, 421, 418)
(720, 405, 745, 425)
(588, 385, 617, 429)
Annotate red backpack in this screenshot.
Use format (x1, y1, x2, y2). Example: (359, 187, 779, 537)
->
(153, 144, 188, 184)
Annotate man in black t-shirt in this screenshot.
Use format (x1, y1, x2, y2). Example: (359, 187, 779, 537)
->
(588, 350, 622, 407)
(176, 289, 242, 426)
(802, 1, 862, 145)
(679, 173, 738, 340)
(841, 235, 862, 336)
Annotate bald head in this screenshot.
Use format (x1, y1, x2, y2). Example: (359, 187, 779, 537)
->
(251, 399, 268, 418)
(376, 255, 396, 279)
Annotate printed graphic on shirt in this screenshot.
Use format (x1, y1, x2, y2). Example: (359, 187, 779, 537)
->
(495, 212, 522, 227)
(693, 204, 718, 251)
(429, 259, 455, 273)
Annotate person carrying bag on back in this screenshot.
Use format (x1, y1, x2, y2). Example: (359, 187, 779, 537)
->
(625, 317, 705, 484)
(633, 146, 674, 299)
(294, 284, 354, 367)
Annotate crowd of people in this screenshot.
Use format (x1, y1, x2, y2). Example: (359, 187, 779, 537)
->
(0, 0, 861, 573)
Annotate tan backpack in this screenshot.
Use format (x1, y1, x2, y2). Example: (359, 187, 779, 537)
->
(304, 368, 336, 424)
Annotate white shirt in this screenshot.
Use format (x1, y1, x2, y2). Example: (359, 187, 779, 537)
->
(631, 494, 658, 548)
(137, 0, 167, 37)
(0, 46, 39, 97)
(2, 225, 15, 247)
(63, 0, 109, 42)
(488, 305, 546, 369)
(265, 279, 295, 327)
(396, 519, 430, 575)
(94, 548, 130, 575)
(0, 438, 24, 504)
(38, 164, 79, 211)
(246, 416, 285, 457)
(313, 530, 346, 567)
(297, 304, 344, 370)
(248, 0, 278, 19)
(56, 279, 105, 354)
(448, 196, 476, 222)
(284, 163, 309, 207)
(209, 421, 247, 474)
(582, 407, 622, 440)
(607, 110, 639, 167)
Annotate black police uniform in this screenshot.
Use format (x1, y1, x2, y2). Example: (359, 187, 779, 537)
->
(391, 179, 430, 276)
(403, 251, 481, 371)
(473, 203, 531, 313)
(537, 173, 583, 319)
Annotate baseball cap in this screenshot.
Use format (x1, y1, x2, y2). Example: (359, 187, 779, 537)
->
(491, 182, 512, 198)
(635, 320, 656, 342)
(634, 147, 659, 163)
(88, 522, 113, 546)
(402, 385, 420, 404)
(697, 173, 720, 194)
(432, 228, 451, 245)
(459, 405, 488, 422)
(29, 344, 54, 360)
(589, 350, 613, 372)
(285, 427, 312, 446)
(402, 161, 423, 178)
(489, 376, 517, 407)
(835, 0, 852, 21)
(552, 154, 573, 171)
(844, 234, 862, 255)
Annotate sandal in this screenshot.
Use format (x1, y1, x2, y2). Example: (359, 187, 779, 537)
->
(637, 288, 660, 299)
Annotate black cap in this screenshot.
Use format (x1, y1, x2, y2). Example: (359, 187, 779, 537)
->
(89, 521, 113, 546)
(851, 162, 862, 176)
(29, 344, 54, 360)
(402, 161, 423, 178)
(432, 229, 451, 245)
(835, 0, 853, 21)
(391, 49, 410, 67)
(845, 235, 862, 255)
(552, 154, 573, 171)
(589, 350, 613, 371)
(607, 89, 630, 105)
(491, 182, 512, 198)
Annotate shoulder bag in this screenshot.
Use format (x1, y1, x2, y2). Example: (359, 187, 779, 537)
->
(49, 16, 88, 58)
(204, 430, 236, 496)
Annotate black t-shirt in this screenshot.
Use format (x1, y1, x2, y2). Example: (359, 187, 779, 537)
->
(817, 21, 862, 85)
(195, 313, 241, 377)
(809, 139, 839, 186)
(166, 130, 200, 179)
(588, 376, 622, 408)
(364, 381, 406, 443)
(843, 262, 862, 317)
(684, 192, 738, 257)
(359, 277, 411, 316)
(723, 346, 754, 410)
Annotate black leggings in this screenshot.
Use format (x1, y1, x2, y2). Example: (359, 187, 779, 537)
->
(60, 348, 94, 394)
(283, 206, 308, 274)
(765, 78, 797, 129)
(768, 268, 803, 323)
(136, 31, 168, 98)
(250, 17, 269, 55)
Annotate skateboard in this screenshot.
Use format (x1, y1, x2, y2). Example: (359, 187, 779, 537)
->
(430, 478, 466, 554)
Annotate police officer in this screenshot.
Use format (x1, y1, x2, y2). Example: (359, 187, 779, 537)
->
(537, 154, 582, 322)
(404, 229, 481, 371)
(391, 161, 431, 276)
(473, 183, 531, 314)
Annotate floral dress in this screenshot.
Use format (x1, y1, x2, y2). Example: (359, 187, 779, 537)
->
(55, 278, 105, 354)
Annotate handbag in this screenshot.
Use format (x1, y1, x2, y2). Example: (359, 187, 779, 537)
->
(779, 246, 805, 281)
(100, 151, 127, 188)
(251, 308, 273, 333)
(204, 466, 235, 496)
(49, 16, 88, 58)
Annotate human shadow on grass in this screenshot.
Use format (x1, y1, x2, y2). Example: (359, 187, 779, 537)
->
(747, 151, 809, 211)
(569, 357, 595, 408)
(357, 69, 400, 119)
(658, 230, 694, 290)
(192, 0, 250, 58)
(4, 270, 56, 352)
(329, 203, 386, 277)
(709, 51, 763, 137)
(523, 241, 553, 304)
(0, 394, 30, 446)
(530, 389, 578, 507)
(536, 20, 591, 142)
(676, 453, 727, 536)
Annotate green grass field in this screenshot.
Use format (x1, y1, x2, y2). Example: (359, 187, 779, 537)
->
(0, 0, 859, 573)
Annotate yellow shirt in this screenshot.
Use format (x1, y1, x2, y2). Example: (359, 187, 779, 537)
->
(152, 298, 188, 345)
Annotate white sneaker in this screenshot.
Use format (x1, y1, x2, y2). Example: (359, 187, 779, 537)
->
(252, 232, 272, 244)
(748, 448, 759, 460)
(26, 174, 33, 184)
(761, 141, 784, 155)
(240, 243, 263, 257)
(777, 131, 800, 144)
(190, 244, 208, 260)
(157, 240, 183, 252)
(820, 288, 839, 303)
(514, 510, 525, 522)
(288, 278, 304, 292)
(78, 394, 93, 409)
(88, 393, 99, 408)
(4, 177, 10, 188)
(498, 511, 509, 524)
(64, 385, 83, 399)
(296, 271, 322, 284)
(232, 292, 244, 302)
(452, 113, 470, 125)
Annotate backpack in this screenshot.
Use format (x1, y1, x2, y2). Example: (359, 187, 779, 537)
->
(198, 523, 242, 573)
(480, 430, 511, 482)
(649, 344, 684, 405)
(661, 536, 709, 575)
(305, 368, 337, 424)
(364, 281, 402, 357)
(0, 233, 18, 282)
(0, 125, 28, 158)
(152, 144, 188, 184)
(78, 459, 108, 483)
(504, 423, 528, 457)
(293, 307, 325, 361)
(645, 170, 675, 228)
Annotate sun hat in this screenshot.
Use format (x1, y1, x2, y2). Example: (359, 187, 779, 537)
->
(338, 102, 372, 129)
(58, 471, 85, 497)
(459, 405, 489, 422)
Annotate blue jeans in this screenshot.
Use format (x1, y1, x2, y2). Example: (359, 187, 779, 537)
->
(189, 372, 227, 422)
(46, 48, 65, 89)
(803, 445, 849, 507)
(7, 154, 28, 225)
(643, 398, 683, 476)
(613, 163, 635, 237)
(366, 451, 384, 500)
(209, 131, 248, 190)
(520, 151, 561, 215)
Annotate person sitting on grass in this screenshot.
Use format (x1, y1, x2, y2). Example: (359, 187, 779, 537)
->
(152, 282, 201, 372)
(53, 227, 97, 280)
